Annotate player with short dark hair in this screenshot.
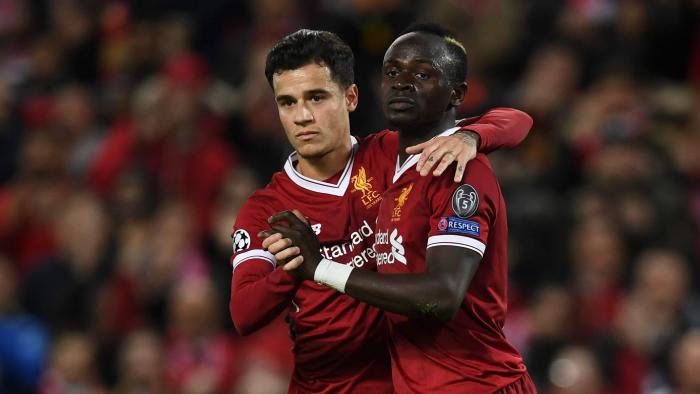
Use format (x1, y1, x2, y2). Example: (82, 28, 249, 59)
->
(265, 24, 536, 393)
(265, 29, 355, 89)
(231, 28, 532, 393)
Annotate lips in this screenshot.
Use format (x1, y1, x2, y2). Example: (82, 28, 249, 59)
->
(296, 131, 318, 141)
(387, 96, 416, 110)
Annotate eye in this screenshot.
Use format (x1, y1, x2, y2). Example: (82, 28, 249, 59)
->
(415, 72, 429, 80)
(278, 100, 294, 107)
(385, 69, 399, 78)
(310, 94, 324, 102)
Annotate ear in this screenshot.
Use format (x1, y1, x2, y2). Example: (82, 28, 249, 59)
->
(450, 82, 468, 108)
(345, 84, 359, 112)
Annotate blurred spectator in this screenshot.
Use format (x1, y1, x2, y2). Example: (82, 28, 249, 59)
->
(21, 190, 112, 332)
(164, 277, 240, 394)
(546, 346, 607, 394)
(668, 329, 700, 394)
(114, 328, 166, 394)
(0, 254, 49, 393)
(52, 83, 105, 180)
(524, 285, 576, 388)
(38, 332, 106, 394)
(0, 131, 69, 273)
(569, 217, 627, 340)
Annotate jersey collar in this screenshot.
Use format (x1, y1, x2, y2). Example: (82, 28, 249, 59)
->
(392, 126, 460, 183)
(284, 136, 358, 196)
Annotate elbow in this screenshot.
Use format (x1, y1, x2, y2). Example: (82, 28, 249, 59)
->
(423, 284, 464, 322)
(434, 277, 468, 322)
(229, 301, 254, 336)
(435, 296, 462, 322)
(516, 109, 534, 140)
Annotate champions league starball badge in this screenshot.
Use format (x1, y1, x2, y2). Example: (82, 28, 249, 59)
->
(451, 184, 479, 218)
(232, 229, 251, 253)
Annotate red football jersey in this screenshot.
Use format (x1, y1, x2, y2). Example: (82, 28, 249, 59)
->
(230, 109, 532, 393)
(231, 133, 396, 394)
(374, 127, 528, 393)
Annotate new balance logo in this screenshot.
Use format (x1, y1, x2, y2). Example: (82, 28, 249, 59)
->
(390, 229, 406, 265)
(375, 228, 406, 266)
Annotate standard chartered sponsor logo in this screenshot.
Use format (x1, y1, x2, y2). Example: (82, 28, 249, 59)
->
(375, 228, 406, 266)
(318, 220, 375, 268)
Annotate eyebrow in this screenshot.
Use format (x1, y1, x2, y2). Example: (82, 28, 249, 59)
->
(276, 89, 331, 102)
(304, 89, 330, 96)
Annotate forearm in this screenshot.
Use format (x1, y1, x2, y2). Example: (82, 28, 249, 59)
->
(460, 108, 533, 153)
(230, 267, 300, 335)
(344, 270, 460, 321)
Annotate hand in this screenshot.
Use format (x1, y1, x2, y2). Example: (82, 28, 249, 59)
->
(261, 210, 322, 280)
(405, 130, 479, 182)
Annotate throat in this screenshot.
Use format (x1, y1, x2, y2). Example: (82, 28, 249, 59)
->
(296, 149, 351, 181)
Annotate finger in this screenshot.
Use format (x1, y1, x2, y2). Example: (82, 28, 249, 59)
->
(269, 210, 307, 228)
(454, 153, 470, 182)
(405, 140, 430, 155)
(415, 142, 440, 172)
(431, 153, 456, 177)
(420, 146, 454, 176)
(282, 255, 304, 271)
(261, 232, 283, 249)
(266, 237, 294, 254)
(258, 230, 277, 239)
(290, 209, 309, 225)
(275, 246, 301, 262)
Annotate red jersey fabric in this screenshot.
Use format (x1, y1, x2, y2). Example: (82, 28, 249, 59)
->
(374, 127, 529, 393)
(231, 133, 395, 394)
(229, 109, 532, 393)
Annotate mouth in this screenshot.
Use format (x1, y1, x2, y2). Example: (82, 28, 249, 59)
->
(387, 96, 416, 110)
(295, 131, 319, 141)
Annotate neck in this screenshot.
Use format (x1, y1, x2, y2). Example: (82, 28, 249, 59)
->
(295, 139, 353, 180)
(396, 112, 456, 165)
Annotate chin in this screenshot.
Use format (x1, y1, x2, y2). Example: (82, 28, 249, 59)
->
(296, 144, 328, 159)
(386, 112, 417, 129)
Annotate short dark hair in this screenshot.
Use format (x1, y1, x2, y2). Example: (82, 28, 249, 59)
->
(400, 22, 468, 85)
(264, 29, 355, 89)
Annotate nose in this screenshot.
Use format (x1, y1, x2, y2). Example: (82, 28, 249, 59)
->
(392, 71, 415, 92)
(294, 101, 314, 126)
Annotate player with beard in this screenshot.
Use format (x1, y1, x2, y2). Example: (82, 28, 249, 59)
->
(232, 29, 532, 393)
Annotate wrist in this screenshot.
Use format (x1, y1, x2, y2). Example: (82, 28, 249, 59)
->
(456, 129, 481, 149)
(313, 259, 354, 293)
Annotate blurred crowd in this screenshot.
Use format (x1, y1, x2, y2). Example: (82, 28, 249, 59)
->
(0, 0, 698, 393)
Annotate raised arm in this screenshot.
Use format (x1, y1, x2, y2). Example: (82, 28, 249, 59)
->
(406, 107, 533, 182)
(458, 107, 532, 153)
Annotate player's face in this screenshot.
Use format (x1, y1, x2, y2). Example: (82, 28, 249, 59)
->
(381, 33, 454, 127)
(272, 63, 358, 159)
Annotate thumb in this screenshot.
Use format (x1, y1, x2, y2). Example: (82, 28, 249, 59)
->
(291, 209, 309, 225)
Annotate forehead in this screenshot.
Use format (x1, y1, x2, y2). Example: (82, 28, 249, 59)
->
(383, 32, 448, 67)
(272, 63, 341, 96)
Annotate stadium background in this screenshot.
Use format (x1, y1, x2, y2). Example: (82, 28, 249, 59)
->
(0, 0, 699, 393)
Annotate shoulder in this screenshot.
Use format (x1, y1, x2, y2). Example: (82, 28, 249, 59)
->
(235, 184, 282, 227)
(355, 130, 398, 152)
(353, 131, 398, 179)
(427, 154, 500, 201)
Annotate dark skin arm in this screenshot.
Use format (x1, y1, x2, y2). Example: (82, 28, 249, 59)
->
(262, 210, 481, 321)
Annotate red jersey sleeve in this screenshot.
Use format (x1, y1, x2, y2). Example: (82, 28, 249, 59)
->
(457, 108, 533, 154)
(229, 195, 301, 335)
(425, 155, 500, 257)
